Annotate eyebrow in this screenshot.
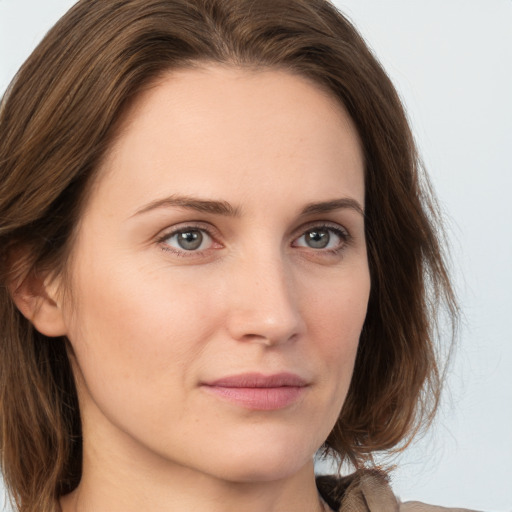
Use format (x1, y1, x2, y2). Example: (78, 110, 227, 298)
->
(132, 194, 241, 217)
(300, 198, 364, 217)
(131, 194, 364, 218)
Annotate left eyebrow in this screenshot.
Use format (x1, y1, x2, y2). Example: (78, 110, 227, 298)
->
(300, 198, 364, 217)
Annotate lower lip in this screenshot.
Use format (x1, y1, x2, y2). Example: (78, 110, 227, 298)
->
(202, 385, 306, 410)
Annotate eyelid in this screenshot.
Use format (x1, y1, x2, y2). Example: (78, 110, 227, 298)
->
(154, 220, 353, 258)
(291, 221, 352, 252)
(292, 220, 350, 239)
(156, 222, 222, 256)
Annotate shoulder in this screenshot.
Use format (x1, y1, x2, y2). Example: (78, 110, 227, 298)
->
(316, 470, 480, 512)
(400, 503, 479, 512)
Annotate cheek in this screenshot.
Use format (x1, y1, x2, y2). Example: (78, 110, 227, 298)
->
(304, 267, 369, 387)
(69, 247, 209, 334)
(62, 252, 218, 401)
(62, 258, 223, 446)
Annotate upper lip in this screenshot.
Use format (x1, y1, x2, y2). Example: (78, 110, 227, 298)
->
(203, 372, 308, 388)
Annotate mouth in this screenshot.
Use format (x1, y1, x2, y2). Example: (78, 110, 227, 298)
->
(201, 372, 309, 411)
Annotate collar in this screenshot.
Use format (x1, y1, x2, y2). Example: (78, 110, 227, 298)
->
(316, 469, 399, 512)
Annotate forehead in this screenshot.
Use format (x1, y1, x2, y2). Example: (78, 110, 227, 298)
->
(87, 64, 364, 217)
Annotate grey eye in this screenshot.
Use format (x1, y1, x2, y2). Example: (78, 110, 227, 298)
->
(176, 230, 204, 250)
(163, 228, 213, 252)
(293, 225, 346, 251)
(305, 228, 330, 249)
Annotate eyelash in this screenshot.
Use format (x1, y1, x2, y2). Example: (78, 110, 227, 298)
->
(157, 223, 218, 258)
(156, 222, 351, 258)
(293, 224, 351, 256)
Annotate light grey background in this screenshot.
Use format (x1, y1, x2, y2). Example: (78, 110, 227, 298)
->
(1, 1, 511, 511)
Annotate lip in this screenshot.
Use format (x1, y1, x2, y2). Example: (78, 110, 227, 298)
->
(201, 372, 309, 411)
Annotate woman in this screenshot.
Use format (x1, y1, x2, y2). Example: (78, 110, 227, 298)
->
(0, 1, 464, 511)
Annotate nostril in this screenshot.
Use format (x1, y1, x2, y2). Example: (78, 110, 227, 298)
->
(240, 331, 298, 346)
(227, 306, 303, 346)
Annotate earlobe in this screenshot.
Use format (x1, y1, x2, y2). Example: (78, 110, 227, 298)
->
(9, 272, 68, 338)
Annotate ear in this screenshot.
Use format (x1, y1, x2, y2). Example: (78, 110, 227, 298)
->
(9, 270, 68, 338)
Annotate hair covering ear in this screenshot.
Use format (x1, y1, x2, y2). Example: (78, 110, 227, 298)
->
(8, 271, 67, 337)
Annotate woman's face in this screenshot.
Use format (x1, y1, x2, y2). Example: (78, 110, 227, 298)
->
(61, 66, 369, 483)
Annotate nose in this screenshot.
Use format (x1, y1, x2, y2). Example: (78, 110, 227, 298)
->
(225, 251, 304, 347)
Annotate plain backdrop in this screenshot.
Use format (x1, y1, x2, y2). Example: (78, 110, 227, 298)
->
(1, 1, 511, 511)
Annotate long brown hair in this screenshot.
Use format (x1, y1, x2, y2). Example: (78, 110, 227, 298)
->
(0, 0, 457, 510)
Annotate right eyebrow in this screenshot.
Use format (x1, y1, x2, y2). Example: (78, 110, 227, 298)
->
(130, 194, 242, 218)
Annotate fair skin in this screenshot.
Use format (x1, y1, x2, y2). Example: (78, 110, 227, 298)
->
(21, 66, 369, 511)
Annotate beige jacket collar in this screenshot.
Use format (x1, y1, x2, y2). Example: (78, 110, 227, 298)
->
(317, 470, 479, 512)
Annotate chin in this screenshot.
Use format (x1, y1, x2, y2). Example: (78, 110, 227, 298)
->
(195, 433, 318, 484)
(211, 458, 312, 484)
